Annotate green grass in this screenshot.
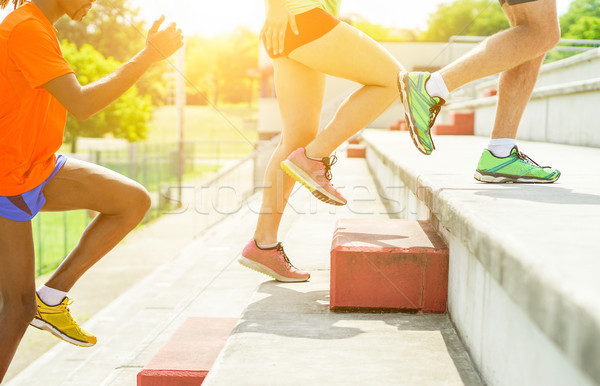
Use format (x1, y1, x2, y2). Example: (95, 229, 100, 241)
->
(37, 104, 259, 277)
(32, 211, 91, 276)
(149, 105, 258, 156)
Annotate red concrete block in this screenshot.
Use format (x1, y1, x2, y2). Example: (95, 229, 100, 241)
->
(347, 144, 366, 158)
(330, 219, 448, 313)
(483, 88, 497, 97)
(348, 135, 361, 144)
(389, 119, 406, 131)
(433, 123, 473, 136)
(137, 317, 238, 386)
(449, 111, 474, 128)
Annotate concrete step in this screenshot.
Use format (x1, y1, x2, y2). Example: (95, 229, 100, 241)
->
(137, 317, 238, 385)
(9, 153, 481, 386)
(362, 130, 600, 386)
(6, 204, 265, 386)
(204, 272, 481, 386)
(204, 154, 482, 386)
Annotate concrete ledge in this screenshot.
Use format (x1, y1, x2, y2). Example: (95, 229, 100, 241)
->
(137, 317, 238, 386)
(449, 78, 600, 110)
(446, 78, 600, 147)
(361, 131, 600, 385)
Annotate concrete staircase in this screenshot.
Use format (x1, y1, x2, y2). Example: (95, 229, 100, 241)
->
(362, 131, 600, 386)
(8, 154, 482, 386)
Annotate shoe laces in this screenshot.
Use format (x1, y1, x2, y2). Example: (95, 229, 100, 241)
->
(515, 148, 549, 168)
(41, 299, 77, 329)
(275, 243, 294, 269)
(319, 154, 338, 181)
(428, 100, 444, 129)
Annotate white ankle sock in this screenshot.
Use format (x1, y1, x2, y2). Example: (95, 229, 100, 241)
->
(37, 285, 67, 306)
(487, 138, 516, 158)
(425, 72, 450, 100)
(257, 242, 278, 249)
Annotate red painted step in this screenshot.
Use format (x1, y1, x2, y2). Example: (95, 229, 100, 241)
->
(137, 317, 238, 386)
(348, 135, 361, 145)
(330, 219, 449, 313)
(347, 144, 366, 158)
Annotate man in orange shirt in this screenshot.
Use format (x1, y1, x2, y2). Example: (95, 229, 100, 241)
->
(0, 0, 182, 380)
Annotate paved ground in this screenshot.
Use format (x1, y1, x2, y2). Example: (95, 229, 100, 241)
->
(6, 152, 482, 386)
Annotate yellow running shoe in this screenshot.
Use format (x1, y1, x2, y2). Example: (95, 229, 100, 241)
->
(30, 294, 97, 347)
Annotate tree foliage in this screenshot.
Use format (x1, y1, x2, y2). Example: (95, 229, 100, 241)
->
(61, 41, 152, 151)
(344, 15, 417, 42)
(560, 0, 600, 40)
(421, 0, 509, 42)
(185, 27, 258, 106)
(55, 0, 145, 61)
(56, 0, 166, 105)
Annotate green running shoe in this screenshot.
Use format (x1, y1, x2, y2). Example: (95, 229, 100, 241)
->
(474, 146, 561, 183)
(399, 71, 445, 155)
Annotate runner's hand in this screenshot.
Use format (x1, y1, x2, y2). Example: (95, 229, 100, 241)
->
(143, 15, 184, 62)
(261, 0, 299, 56)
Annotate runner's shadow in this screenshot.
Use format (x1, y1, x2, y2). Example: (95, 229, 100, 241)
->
(471, 184, 600, 205)
(234, 280, 445, 341)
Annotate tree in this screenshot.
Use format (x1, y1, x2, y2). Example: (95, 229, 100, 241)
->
(560, 0, 600, 40)
(184, 28, 258, 106)
(56, 0, 166, 105)
(61, 41, 152, 152)
(343, 15, 417, 42)
(214, 27, 259, 105)
(421, 0, 509, 42)
(564, 16, 600, 40)
(185, 36, 219, 106)
(55, 0, 145, 62)
(560, 0, 600, 35)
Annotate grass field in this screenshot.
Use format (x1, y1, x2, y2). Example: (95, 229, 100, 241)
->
(32, 211, 90, 276)
(149, 105, 258, 155)
(36, 104, 258, 276)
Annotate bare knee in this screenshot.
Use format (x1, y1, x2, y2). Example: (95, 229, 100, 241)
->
(1, 292, 37, 325)
(117, 183, 151, 224)
(518, 14, 560, 53)
(537, 24, 561, 52)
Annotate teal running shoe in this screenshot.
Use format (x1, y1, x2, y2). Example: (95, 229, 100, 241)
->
(399, 72, 445, 155)
(474, 146, 561, 183)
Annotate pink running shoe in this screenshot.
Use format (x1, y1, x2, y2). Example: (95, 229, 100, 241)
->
(238, 240, 310, 282)
(280, 148, 347, 206)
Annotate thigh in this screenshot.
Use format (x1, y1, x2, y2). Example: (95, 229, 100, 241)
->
(41, 157, 148, 215)
(274, 57, 326, 146)
(0, 217, 35, 300)
(502, 0, 557, 28)
(288, 21, 404, 88)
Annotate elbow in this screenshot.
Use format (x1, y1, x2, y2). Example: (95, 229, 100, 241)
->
(71, 107, 94, 121)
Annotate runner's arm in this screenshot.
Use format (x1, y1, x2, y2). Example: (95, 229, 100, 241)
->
(43, 16, 183, 121)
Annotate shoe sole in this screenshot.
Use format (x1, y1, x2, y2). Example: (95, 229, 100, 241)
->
(30, 318, 95, 347)
(400, 72, 434, 156)
(474, 170, 561, 183)
(280, 160, 346, 206)
(238, 256, 309, 282)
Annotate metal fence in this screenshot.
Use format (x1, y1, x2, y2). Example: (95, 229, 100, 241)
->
(32, 138, 276, 277)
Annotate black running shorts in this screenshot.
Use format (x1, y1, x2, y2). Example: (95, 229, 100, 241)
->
(499, 0, 538, 5)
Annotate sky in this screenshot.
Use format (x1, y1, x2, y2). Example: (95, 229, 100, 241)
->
(1, 0, 574, 37)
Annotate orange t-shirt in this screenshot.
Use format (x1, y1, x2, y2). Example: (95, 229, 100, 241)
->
(0, 2, 73, 196)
